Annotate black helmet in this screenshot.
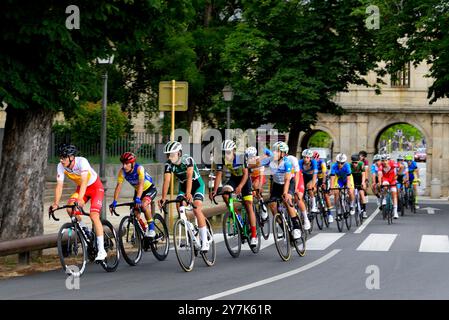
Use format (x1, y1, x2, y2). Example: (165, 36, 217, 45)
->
(351, 154, 359, 162)
(58, 144, 78, 158)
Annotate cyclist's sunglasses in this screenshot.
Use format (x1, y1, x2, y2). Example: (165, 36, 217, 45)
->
(351, 161, 358, 164)
(337, 161, 345, 165)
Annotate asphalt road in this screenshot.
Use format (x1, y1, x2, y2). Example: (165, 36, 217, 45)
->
(1, 197, 449, 300)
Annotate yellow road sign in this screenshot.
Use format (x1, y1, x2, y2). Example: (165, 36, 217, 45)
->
(158, 81, 188, 111)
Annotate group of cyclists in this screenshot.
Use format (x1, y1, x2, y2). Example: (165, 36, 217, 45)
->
(50, 140, 420, 262)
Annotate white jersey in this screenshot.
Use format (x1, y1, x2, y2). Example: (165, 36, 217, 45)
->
(287, 155, 300, 173)
(57, 157, 98, 187)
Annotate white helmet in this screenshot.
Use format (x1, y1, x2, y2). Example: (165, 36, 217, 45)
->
(272, 141, 281, 149)
(221, 140, 236, 151)
(278, 142, 289, 153)
(245, 146, 257, 157)
(336, 153, 347, 163)
(373, 154, 381, 161)
(302, 149, 313, 157)
(386, 153, 391, 160)
(164, 141, 182, 154)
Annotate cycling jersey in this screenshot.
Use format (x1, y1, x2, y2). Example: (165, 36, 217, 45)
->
(164, 154, 201, 183)
(407, 160, 418, 181)
(330, 162, 354, 188)
(248, 156, 265, 177)
(287, 155, 300, 173)
(350, 161, 365, 178)
(117, 163, 153, 191)
(378, 160, 398, 184)
(216, 153, 248, 177)
(260, 151, 293, 185)
(396, 161, 409, 176)
(317, 159, 327, 179)
(299, 159, 318, 178)
(57, 157, 98, 186)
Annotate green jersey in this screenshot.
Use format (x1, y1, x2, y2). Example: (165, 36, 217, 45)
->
(164, 154, 201, 184)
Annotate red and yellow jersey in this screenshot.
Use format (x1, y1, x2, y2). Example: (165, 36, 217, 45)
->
(248, 156, 265, 177)
(57, 157, 98, 187)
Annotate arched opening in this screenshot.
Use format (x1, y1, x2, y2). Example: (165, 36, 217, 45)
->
(374, 122, 427, 195)
(300, 130, 334, 162)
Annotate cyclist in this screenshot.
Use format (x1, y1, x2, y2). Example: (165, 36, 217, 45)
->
(359, 150, 370, 186)
(260, 142, 303, 239)
(378, 154, 399, 219)
(405, 154, 420, 210)
(284, 143, 311, 231)
(299, 149, 319, 214)
(110, 152, 157, 238)
(329, 153, 356, 217)
(159, 141, 210, 252)
(49, 144, 107, 261)
(350, 154, 367, 218)
(396, 154, 409, 207)
(314, 151, 333, 222)
(246, 146, 268, 221)
(211, 140, 258, 247)
(371, 154, 382, 207)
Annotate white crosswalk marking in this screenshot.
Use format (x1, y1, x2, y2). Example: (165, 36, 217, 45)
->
(307, 233, 346, 250)
(419, 235, 449, 253)
(356, 233, 398, 251)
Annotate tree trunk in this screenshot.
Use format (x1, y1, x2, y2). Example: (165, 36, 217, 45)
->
(287, 123, 302, 158)
(0, 107, 55, 241)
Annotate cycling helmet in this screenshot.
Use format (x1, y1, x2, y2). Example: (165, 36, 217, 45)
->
(302, 149, 313, 158)
(359, 150, 367, 157)
(312, 151, 320, 160)
(221, 140, 236, 151)
(351, 154, 359, 162)
(272, 141, 281, 150)
(336, 153, 347, 163)
(278, 142, 289, 153)
(380, 154, 388, 161)
(405, 154, 413, 161)
(245, 146, 257, 157)
(397, 154, 404, 161)
(120, 152, 136, 164)
(386, 153, 391, 160)
(164, 141, 182, 154)
(373, 154, 381, 161)
(58, 144, 78, 158)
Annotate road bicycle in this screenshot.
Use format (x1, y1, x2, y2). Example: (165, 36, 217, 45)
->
(380, 184, 396, 224)
(111, 202, 169, 266)
(264, 197, 306, 261)
(315, 185, 330, 230)
(161, 197, 216, 272)
(330, 187, 352, 232)
(213, 190, 261, 258)
(252, 189, 271, 240)
(49, 203, 120, 276)
(353, 185, 364, 227)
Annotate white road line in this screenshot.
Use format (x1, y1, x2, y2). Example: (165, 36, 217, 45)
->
(307, 233, 345, 250)
(354, 208, 380, 234)
(356, 233, 398, 251)
(419, 235, 449, 253)
(198, 249, 341, 300)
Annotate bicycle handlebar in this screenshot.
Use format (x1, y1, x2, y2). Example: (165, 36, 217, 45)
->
(48, 202, 100, 221)
(160, 197, 197, 212)
(212, 190, 241, 205)
(263, 196, 294, 208)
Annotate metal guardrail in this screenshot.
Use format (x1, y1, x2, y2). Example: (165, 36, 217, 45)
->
(0, 203, 232, 263)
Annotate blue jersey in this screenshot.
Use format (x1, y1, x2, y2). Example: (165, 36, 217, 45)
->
(261, 150, 293, 184)
(299, 159, 318, 178)
(407, 161, 418, 180)
(330, 163, 352, 181)
(371, 163, 379, 176)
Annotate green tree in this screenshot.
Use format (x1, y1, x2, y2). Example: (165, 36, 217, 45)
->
(361, 0, 449, 103)
(0, 0, 194, 241)
(219, 0, 380, 153)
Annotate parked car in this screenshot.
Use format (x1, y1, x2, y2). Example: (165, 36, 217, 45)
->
(414, 148, 426, 162)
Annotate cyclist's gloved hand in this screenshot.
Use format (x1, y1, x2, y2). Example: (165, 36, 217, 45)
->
(109, 200, 117, 209)
(134, 197, 142, 206)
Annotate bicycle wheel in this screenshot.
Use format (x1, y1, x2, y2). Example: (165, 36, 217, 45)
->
(335, 196, 345, 233)
(149, 213, 170, 261)
(222, 211, 241, 258)
(201, 219, 216, 267)
(344, 197, 352, 231)
(307, 198, 314, 234)
(173, 219, 195, 272)
(100, 220, 120, 272)
(315, 195, 324, 230)
(399, 191, 405, 217)
(293, 217, 306, 257)
(57, 223, 87, 276)
(386, 194, 393, 225)
(118, 216, 142, 266)
(255, 202, 270, 240)
(353, 199, 360, 227)
(272, 213, 291, 261)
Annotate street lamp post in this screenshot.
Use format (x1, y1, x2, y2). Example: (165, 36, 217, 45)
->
(222, 85, 234, 132)
(97, 55, 114, 220)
